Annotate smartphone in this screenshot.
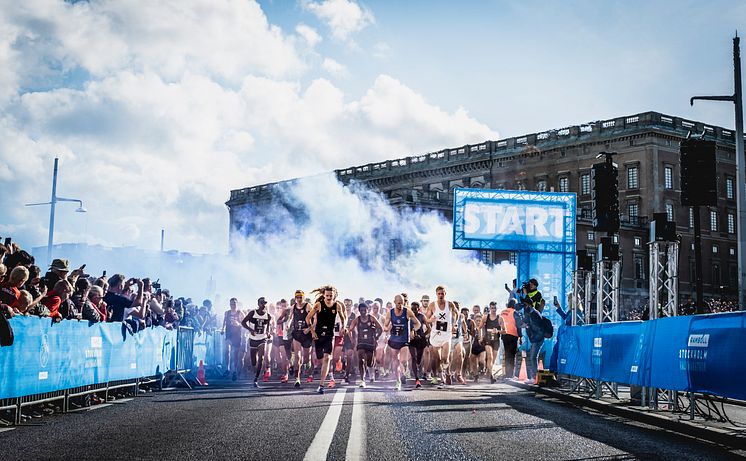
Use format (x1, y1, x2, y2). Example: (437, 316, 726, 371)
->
(553, 295, 559, 304)
(4, 237, 10, 246)
(102, 270, 107, 277)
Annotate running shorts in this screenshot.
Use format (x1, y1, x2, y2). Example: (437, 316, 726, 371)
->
(485, 339, 501, 351)
(387, 339, 407, 350)
(292, 331, 313, 349)
(471, 341, 486, 355)
(249, 338, 268, 348)
(315, 335, 334, 359)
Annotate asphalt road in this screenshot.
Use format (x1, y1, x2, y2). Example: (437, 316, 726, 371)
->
(3, 378, 745, 461)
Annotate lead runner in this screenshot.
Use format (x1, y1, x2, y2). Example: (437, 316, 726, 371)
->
(306, 285, 346, 394)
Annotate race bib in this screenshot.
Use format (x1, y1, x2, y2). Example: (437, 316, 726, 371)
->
(436, 321, 448, 332)
(393, 324, 404, 336)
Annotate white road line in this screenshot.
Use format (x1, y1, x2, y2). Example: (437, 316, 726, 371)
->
(345, 389, 366, 461)
(303, 389, 348, 461)
(0, 427, 15, 433)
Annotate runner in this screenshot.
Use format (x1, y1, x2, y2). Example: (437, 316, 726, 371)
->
(306, 285, 347, 394)
(329, 304, 346, 388)
(480, 302, 503, 383)
(499, 298, 521, 380)
(222, 298, 244, 381)
(290, 289, 314, 387)
(274, 298, 292, 383)
(420, 294, 434, 384)
(373, 301, 388, 380)
(408, 301, 429, 388)
(425, 286, 459, 387)
(348, 302, 382, 387)
(342, 298, 357, 383)
(241, 297, 272, 388)
(469, 312, 487, 382)
(450, 304, 467, 385)
(384, 294, 421, 390)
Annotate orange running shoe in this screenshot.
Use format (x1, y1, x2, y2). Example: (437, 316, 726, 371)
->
(280, 374, 289, 383)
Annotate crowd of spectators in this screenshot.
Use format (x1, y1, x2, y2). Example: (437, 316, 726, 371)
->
(623, 296, 741, 321)
(0, 240, 218, 335)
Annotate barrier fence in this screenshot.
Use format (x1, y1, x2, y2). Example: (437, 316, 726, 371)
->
(557, 310, 746, 401)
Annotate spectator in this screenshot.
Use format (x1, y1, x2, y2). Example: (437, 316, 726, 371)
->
(82, 285, 107, 323)
(524, 297, 546, 384)
(43, 259, 85, 292)
(64, 278, 89, 320)
(4, 249, 34, 271)
(1, 266, 30, 310)
(104, 275, 144, 323)
(163, 299, 179, 330)
(41, 279, 74, 321)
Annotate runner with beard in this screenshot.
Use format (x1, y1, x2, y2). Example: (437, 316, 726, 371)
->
(425, 286, 459, 387)
(348, 302, 382, 387)
(241, 297, 272, 388)
(274, 298, 292, 383)
(306, 285, 346, 394)
(480, 302, 503, 383)
(342, 298, 357, 383)
(290, 290, 314, 387)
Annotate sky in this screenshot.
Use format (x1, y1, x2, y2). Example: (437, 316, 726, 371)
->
(0, 0, 744, 256)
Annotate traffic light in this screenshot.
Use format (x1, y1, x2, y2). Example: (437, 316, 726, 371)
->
(680, 139, 717, 206)
(592, 161, 620, 232)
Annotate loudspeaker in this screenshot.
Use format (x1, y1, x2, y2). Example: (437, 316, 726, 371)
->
(577, 250, 593, 272)
(649, 212, 677, 242)
(680, 139, 717, 206)
(592, 162, 620, 232)
(597, 236, 620, 261)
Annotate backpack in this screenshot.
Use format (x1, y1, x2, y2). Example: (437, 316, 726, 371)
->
(0, 311, 14, 346)
(541, 317, 554, 339)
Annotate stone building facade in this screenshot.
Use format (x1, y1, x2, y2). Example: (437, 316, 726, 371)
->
(226, 111, 740, 313)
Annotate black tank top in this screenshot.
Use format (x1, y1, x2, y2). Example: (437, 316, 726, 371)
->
(315, 300, 338, 337)
(485, 314, 501, 341)
(292, 303, 309, 332)
(357, 316, 376, 347)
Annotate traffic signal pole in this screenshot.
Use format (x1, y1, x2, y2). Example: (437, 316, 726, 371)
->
(690, 34, 746, 311)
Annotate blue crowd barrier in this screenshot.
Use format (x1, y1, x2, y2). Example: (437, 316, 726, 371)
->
(557, 311, 746, 400)
(0, 316, 177, 399)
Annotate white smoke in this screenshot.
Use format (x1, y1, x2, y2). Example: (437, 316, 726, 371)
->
(212, 174, 515, 307)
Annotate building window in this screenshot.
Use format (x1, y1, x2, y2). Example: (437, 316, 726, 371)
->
(728, 212, 735, 234)
(612, 234, 619, 243)
(726, 177, 735, 199)
(559, 177, 569, 193)
(536, 179, 547, 192)
(689, 208, 695, 229)
(665, 203, 674, 222)
(628, 203, 639, 224)
(713, 244, 719, 254)
(634, 236, 641, 247)
(664, 166, 674, 189)
(713, 263, 721, 288)
(710, 210, 719, 232)
(627, 166, 639, 189)
(580, 174, 590, 195)
(581, 207, 591, 219)
(730, 247, 736, 257)
(587, 231, 595, 240)
(634, 256, 645, 280)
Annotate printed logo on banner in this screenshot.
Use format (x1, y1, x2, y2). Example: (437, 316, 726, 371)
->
(592, 337, 602, 365)
(687, 334, 710, 348)
(679, 334, 710, 372)
(39, 334, 49, 368)
(85, 336, 104, 369)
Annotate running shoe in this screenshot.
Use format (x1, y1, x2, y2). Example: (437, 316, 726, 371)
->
(457, 375, 466, 385)
(328, 379, 336, 389)
(344, 375, 350, 384)
(306, 376, 314, 384)
(317, 385, 325, 395)
(429, 376, 438, 385)
(415, 379, 422, 389)
(294, 378, 301, 388)
(280, 374, 289, 384)
(445, 374, 452, 385)
(490, 376, 497, 384)
(253, 380, 259, 388)
(359, 381, 366, 389)
(263, 369, 271, 382)
(394, 380, 402, 391)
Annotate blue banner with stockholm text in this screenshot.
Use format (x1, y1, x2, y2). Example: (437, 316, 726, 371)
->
(0, 316, 176, 399)
(557, 311, 746, 400)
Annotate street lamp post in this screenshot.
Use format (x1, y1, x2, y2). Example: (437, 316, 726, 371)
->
(690, 34, 746, 311)
(25, 157, 87, 266)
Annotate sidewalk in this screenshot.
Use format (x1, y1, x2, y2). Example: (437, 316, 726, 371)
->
(508, 379, 746, 449)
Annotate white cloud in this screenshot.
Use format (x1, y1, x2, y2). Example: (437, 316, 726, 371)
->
(321, 57, 349, 78)
(295, 23, 322, 48)
(304, 0, 375, 41)
(0, 1, 498, 257)
(372, 41, 391, 59)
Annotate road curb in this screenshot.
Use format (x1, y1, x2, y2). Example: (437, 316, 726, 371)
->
(505, 381, 746, 449)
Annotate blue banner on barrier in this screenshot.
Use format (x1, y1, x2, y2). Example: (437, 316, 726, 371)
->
(0, 316, 176, 399)
(557, 312, 746, 400)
